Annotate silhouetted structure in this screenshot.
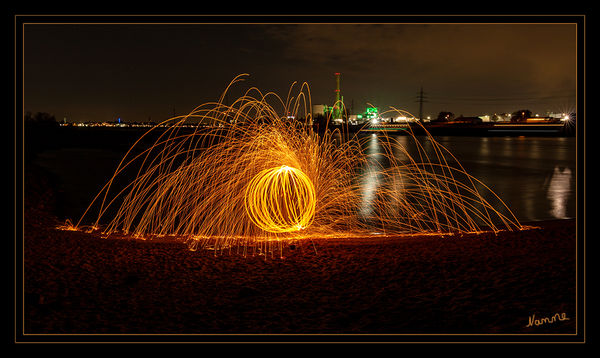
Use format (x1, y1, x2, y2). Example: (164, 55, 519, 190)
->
(510, 109, 532, 123)
(416, 87, 428, 121)
(433, 111, 454, 122)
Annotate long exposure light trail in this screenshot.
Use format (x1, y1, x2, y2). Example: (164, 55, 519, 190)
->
(64, 74, 522, 256)
(245, 166, 316, 234)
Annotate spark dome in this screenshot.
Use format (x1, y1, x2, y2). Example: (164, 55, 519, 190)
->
(67, 74, 522, 256)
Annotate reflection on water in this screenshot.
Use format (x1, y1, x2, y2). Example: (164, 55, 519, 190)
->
(546, 166, 573, 219)
(359, 134, 576, 223)
(359, 134, 382, 218)
(35, 132, 576, 224)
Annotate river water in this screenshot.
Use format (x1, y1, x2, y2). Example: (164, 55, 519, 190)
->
(32, 129, 577, 224)
(360, 134, 577, 223)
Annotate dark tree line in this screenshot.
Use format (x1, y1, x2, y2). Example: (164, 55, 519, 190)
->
(510, 109, 532, 123)
(24, 112, 59, 128)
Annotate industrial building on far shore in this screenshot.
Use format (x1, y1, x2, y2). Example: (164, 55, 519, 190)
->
(311, 72, 574, 128)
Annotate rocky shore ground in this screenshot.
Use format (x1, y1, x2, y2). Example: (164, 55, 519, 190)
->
(20, 163, 579, 342)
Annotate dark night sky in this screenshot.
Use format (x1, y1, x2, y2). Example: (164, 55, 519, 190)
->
(23, 20, 577, 123)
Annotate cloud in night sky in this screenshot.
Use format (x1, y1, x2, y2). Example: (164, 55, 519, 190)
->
(23, 21, 577, 122)
(267, 24, 576, 108)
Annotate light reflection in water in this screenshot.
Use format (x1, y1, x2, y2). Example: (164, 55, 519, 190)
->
(359, 134, 381, 218)
(547, 166, 573, 219)
(356, 134, 575, 223)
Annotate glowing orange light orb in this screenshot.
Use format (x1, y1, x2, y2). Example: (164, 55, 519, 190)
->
(244, 165, 316, 233)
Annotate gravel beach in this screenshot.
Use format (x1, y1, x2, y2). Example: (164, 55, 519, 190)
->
(22, 219, 577, 337)
(20, 163, 579, 342)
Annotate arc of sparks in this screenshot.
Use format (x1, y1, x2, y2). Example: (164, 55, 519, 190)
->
(63, 75, 523, 255)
